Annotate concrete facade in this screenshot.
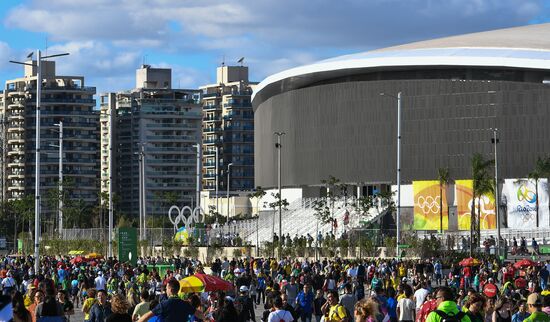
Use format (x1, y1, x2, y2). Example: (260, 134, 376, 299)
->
(100, 65, 202, 219)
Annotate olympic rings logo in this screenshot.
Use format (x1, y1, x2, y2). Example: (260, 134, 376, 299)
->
(416, 196, 440, 214)
(168, 205, 205, 230)
(517, 184, 536, 204)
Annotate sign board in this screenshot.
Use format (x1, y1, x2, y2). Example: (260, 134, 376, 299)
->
(502, 178, 549, 228)
(118, 227, 137, 265)
(483, 283, 498, 298)
(413, 181, 448, 230)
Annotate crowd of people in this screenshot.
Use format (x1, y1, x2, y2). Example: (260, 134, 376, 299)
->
(0, 253, 548, 322)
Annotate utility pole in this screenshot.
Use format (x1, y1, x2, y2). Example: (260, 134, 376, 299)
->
(54, 121, 63, 238)
(274, 131, 285, 259)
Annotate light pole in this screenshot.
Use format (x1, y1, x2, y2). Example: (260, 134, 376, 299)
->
(53, 121, 63, 238)
(137, 144, 146, 241)
(215, 147, 219, 222)
(274, 131, 285, 259)
(491, 128, 500, 256)
(193, 144, 201, 209)
(108, 109, 114, 258)
(226, 163, 233, 224)
(10, 50, 69, 273)
(380, 92, 401, 258)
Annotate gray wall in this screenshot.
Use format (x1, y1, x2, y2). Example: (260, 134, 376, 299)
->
(255, 79, 550, 188)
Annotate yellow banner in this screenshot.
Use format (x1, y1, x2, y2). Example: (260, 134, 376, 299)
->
(413, 180, 448, 230)
(456, 179, 496, 230)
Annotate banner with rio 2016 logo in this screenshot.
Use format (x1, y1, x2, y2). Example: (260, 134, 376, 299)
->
(456, 179, 496, 230)
(413, 180, 448, 230)
(502, 179, 548, 228)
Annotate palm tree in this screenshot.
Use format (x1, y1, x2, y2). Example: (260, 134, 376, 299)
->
(470, 153, 494, 256)
(438, 168, 450, 234)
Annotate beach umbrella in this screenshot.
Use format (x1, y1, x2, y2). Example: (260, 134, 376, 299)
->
(459, 257, 481, 267)
(179, 273, 234, 293)
(513, 259, 537, 269)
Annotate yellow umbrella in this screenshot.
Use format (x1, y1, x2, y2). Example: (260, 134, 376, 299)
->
(179, 275, 205, 293)
(86, 253, 103, 259)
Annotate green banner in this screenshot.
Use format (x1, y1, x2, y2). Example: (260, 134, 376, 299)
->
(118, 227, 137, 265)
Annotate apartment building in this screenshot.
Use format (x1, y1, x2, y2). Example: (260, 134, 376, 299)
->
(0, 60, 99, 213)
(200, 65, 256, 204)
(100, 65, 202, 220)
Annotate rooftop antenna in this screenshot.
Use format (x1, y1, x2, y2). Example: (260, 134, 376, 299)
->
(45, 36, 48, 59)
(142, 54, 148, 66)
(221, 54, 225, 66)
(237, 57, 244, 66)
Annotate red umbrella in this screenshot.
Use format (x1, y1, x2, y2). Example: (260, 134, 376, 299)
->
(514, 259, 537, 269)
(179, 273, 234, 293)
(459, 257, 481, 267)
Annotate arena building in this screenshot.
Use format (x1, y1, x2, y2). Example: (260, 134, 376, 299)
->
(252, 23, 550, 232)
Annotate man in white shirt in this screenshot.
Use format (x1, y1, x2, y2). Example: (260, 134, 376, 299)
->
(413, 281, 429, 312)
(94, 271, 106, 291)
(268, 297, 293, 322)
(2, 272, 16, 295)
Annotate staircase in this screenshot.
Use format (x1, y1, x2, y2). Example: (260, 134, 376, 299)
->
(225, 196, 392, 246)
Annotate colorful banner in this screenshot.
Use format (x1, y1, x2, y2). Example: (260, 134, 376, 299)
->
(455, 180, 496, 230)
(501, 179, 549, 228)
(413, 180, 448, 230)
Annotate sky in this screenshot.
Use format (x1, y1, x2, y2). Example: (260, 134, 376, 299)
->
(0, 0, 549, 99)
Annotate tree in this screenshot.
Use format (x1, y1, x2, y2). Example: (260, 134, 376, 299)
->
(470, 153, 494, 256)
(268, 192, 289, 258)
(528, 156, 550, 227)
(437, 167, 450, 233)
(249, 187, 267, 254)
(353, 195, 375, 218)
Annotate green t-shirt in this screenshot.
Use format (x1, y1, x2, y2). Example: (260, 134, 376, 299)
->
(525, 311, 550, 322)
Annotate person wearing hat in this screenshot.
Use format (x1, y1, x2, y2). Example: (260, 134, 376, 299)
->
(235, 285, 256, 322)
(525, 293, 550, 322)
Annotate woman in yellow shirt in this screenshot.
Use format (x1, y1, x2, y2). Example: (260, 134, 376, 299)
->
(82, 288, 97, 321)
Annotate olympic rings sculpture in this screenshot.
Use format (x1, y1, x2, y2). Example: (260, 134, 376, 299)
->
(168, 205, 205, 230)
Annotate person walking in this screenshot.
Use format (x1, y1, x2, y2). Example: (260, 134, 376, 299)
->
(89, 290, 112, 322)
(524, 294, 550, 322)
(296, 284, 315, 322)
(425, 287, 470, 322)
(268, 297, 293, 322)
(106, 294, 132, 322)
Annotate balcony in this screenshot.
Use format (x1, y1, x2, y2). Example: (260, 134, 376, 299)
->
(203, 105, 220, 111)
(203, 127, 221, 133)
(41, 98, 96, 104)
(43, 85, 96, 92)
(223, 125, 254, 131)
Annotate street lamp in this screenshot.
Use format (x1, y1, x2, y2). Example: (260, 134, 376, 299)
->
(52, 121, 63, 238)
(226, 163, 233, 224)
(380, 92, 401, 258)
(9, 50, 69, 273)
(491, 127, 500, 256)
(274, 131, 285, 259)
(193, 144, 201, 210)
(215, 147, 219, 222)
(137, 144, 146, 241)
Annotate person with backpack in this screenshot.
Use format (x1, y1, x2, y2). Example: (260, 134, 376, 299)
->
(321, 290, 350, 322)
(268, 296, 294, 322)
(235, 286, 256, 322)
(524, 293, 550, 322)
(425, 287, 471, 322)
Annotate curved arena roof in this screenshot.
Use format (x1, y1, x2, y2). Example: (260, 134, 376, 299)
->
(252, 23, 550, 107)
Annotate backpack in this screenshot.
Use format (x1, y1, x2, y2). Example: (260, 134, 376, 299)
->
(434, 310, 466, 322)
(234, 295, 246, 317)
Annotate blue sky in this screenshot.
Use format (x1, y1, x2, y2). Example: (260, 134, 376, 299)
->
(0, 0, 549, 98)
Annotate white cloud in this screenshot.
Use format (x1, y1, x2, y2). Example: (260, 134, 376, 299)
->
(2, 0, 546, 87)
